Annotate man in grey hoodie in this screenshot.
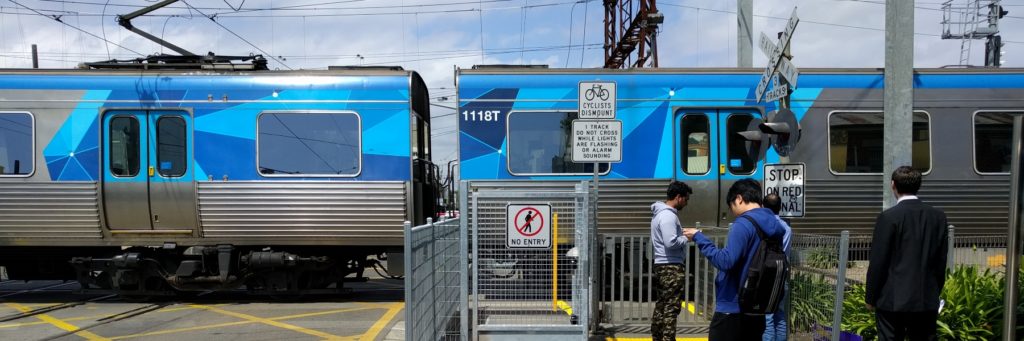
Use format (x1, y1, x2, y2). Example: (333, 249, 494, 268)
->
(650, 181, 692, 341)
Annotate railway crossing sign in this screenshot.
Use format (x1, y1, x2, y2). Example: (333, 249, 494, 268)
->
(507, 204, 552, 248)
(759, 33, 799, 88)
(754, 8, 800, 103)
(571, 120, 623, 163)
(763, 163, 805, 217)
(578, 81, 616, 119)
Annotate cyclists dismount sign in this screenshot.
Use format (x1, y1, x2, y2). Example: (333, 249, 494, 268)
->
(578, 81, 616, 119)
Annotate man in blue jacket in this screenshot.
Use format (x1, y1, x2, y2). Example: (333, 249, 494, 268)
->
(683, 179, 787, 340)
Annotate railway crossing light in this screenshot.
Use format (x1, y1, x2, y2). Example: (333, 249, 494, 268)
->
(759, 109, 801, 157)
(738, 118, 769, 162)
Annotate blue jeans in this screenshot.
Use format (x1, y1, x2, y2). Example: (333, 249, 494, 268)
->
(763, 289, 788, 341)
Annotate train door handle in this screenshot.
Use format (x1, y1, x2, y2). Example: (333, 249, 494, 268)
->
(148, 166, 154, 177)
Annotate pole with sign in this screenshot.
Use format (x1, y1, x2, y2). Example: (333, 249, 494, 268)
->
(576, 80, 621, 233)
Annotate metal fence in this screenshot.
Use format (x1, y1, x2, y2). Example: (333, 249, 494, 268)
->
(598, 227, 729, 325)
(404, 217, 463, 341)
(468, 181, 592, 340)
(789, 228, 1013, 341)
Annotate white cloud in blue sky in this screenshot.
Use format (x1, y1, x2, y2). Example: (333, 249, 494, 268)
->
(1, 0, 1023, 167)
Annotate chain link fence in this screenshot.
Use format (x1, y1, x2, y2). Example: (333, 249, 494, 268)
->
(404, 218, 463, 341)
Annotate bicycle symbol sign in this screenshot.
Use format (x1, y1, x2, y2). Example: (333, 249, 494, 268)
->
(578, 81, 616, 119)
(507, 204, 552, 249)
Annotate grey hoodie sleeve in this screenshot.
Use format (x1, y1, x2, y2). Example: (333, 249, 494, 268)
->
(658, 213, 688, 249)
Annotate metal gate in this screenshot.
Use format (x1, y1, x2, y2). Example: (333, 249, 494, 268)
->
(465, 181, 592, 340)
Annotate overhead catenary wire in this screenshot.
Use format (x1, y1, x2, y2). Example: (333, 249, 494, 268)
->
(659, 1, 1024, 45)
(6, 0, 145, 56)
(179, 0, 292, 70)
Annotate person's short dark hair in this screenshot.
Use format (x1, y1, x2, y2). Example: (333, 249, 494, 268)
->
(892, 166, 922, 195)
(726, 179, 762, 207)
(763, 193, 782, 215)
(666, 181, 693, 200)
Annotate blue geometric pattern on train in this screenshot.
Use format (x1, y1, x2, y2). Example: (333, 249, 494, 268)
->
(43, 90, 111, 181)
(457, 73, 826, 180)
(16, 75, 412, 181)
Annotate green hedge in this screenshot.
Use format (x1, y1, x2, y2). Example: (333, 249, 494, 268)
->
(792, 264, 1024, 340)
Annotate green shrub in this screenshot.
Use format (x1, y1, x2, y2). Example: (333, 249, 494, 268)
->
(841, 284, 877, 340)
(836, 265, 1024, 340)
(803, 247, 853, 269)
(790, 272, 835, 332)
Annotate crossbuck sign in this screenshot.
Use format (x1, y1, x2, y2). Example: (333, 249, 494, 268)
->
(754, 8, 800, 103)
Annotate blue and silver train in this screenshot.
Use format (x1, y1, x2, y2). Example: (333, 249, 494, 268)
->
(0, 68, 439, 295)
(2, 63, 1023, 295)
(457, 66, 1024, 235)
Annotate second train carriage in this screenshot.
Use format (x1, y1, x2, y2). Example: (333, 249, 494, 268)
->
(456, 66, 1024, 235)
(0, 67, 440, 295)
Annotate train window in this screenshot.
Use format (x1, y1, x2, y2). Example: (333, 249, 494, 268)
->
(0, 112, 33, 176)
(828, 111, 930, 174)
(974, 112, 1014, 174)
(109, 116, 140, 177)
(507, 111, 609, 175)
(156, 116, 187, 177)
(258, 112, 361, 177)
(680, 114, 710, 175)
(726, 114, 756, 174)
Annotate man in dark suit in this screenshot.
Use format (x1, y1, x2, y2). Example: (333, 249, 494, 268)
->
(866, 166, 948, 341)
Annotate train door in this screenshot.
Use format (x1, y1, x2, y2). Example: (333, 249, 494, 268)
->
(102, 110, 196, 231)
(674, 109, 762, 227)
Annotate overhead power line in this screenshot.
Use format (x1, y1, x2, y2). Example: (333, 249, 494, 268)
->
(6, 0, 145, 56)
(659, 2, 1024, 45)
(3, 0, 583, 18)
(180, 0, 292, 69)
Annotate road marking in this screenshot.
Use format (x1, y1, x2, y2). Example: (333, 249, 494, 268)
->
(358, 302, 403, 341)
(187, 304, 361, 340)
(0, 304, 219, 330)
(4, 302, 110, 340)
(602, 335, 708, 337)
(109, 306, 374, 340)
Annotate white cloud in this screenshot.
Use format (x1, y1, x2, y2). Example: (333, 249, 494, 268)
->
(2, 0, 1023, 171)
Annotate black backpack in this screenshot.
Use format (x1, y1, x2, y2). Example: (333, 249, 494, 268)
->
(738, 215, 789, 315)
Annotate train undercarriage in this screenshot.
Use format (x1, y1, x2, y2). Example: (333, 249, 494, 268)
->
(1, 245, 397, 298)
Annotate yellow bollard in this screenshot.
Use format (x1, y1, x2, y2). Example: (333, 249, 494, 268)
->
(552, 212, 559, 311)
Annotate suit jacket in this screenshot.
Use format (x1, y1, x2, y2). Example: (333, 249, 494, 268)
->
(865, 198, 949, 312)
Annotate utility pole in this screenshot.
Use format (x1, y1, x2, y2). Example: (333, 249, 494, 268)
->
(737, 0, 753, 67)
(883, 0, 913, 209)
(31, 44, 38, 69)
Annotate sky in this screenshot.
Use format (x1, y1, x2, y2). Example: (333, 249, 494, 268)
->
(1, 0, 1023, 176)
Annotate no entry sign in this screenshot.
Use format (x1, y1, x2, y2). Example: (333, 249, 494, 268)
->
(506, 204, 552, 249)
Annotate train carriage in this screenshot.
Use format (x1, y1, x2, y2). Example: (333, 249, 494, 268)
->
(0, 68, 439, 295)
(456, 66, 1024, 235)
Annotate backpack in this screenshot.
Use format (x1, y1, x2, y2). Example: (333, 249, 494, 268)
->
(738, 215, 789, 315)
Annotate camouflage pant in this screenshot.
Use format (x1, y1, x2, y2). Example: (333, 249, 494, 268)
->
(652, 263, 684, 341)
